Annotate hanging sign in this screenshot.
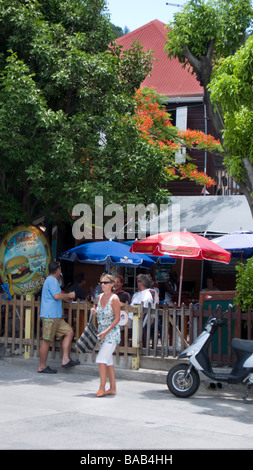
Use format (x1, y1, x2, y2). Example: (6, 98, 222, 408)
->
(119, 310, 128, 326)
(0, 225, 51, 296)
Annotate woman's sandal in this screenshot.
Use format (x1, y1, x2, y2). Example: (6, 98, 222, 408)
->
(96, 389, 105, 397)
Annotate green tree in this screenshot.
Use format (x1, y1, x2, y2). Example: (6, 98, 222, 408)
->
(165, 0, 253, 141)
(234, 257, 253, 311)
(110, 23, 124, 38)
(0, 0, 159, 236)
(165, 0, 253, 214)
(208, 36, 253, 215)
(0, 0, 224, 239)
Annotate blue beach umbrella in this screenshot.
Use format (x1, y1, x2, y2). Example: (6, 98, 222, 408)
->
(59, 240, 155, 270)
(213, 231, 253, 259)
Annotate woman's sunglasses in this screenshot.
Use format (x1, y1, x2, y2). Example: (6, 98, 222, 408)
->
(100, 281, 112, 285)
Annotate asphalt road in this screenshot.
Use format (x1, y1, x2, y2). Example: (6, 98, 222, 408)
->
(0, 357, 253, 455)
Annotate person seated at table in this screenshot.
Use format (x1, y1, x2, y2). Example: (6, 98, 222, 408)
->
(129, 274, 154, 326)
(202, 276, 220, 291)
(114, 274, 131, 305)
(130, 274, 157, 347)
(162, 281, 175, 305)
(130, 274, 153, 309)
(65, 273, 88, 300)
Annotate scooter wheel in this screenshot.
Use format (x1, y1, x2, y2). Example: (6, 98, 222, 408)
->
(167, 363, 200, 398)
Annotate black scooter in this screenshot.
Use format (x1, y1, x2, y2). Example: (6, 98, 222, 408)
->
(167, 316, 253, 401)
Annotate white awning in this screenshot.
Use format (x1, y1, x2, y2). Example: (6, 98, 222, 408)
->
(139, 195, 253, 236)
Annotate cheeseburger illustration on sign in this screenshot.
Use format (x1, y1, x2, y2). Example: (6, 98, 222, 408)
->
(0, 225, 51, 295)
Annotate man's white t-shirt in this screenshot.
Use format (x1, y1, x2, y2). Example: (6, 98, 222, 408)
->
(129, 289, 153, 323)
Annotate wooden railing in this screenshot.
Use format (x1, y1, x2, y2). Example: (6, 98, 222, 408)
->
(0, 296, 139, 367)
(0, 294, 41, 358)
(0, 295, 252, 367)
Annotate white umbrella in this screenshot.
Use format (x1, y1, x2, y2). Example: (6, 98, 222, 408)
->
(213, 231, 253, 259)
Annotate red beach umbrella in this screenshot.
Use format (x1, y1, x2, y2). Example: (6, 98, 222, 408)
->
(130, 231, 231, 306)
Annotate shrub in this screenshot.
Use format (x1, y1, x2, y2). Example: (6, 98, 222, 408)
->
(234, 257, 253, 311)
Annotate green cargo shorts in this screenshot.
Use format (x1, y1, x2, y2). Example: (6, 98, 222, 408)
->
(41, 318, 72, 341)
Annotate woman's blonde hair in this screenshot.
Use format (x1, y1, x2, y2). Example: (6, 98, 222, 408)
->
(100, 273, 116, 290)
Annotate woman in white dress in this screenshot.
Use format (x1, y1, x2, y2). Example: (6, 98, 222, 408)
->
(92, 273, 120, 397)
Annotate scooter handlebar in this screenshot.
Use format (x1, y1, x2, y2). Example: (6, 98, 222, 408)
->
(206, 316, 225, 328)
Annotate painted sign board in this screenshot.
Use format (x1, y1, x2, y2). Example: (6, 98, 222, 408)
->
(0, 225, 51, 296)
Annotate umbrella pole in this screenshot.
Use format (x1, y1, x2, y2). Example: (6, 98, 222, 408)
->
(106, 257, 110, 273)
(178, 257, 184, 307)
(200, 259, 204, 290)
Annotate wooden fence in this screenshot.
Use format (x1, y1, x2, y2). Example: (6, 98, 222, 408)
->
(0, 295, 252, 367)
(0, 295, 141, 367)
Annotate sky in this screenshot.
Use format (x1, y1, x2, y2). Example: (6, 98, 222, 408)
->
(105, 0, 182, 32)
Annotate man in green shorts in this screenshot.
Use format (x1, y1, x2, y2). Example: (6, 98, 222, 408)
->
(38, 261, 80, 373)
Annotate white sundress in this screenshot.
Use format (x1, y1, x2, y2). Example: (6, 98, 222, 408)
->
(96, 293, 120, 345)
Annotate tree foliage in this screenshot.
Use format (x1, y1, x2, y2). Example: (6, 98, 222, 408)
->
(0, 0, 224, 238)
(209, 36, 253, 209)
(165, 0, 253, 137)
(165, 0, 253, 214)
(0, 0, 156, 236)
(234, 257, 253, 311)
(166, 0, 252, 66)
(133, 88, 221, 188)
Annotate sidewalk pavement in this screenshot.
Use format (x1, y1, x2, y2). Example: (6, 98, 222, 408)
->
(0, 355, 251, 452)
(1, 354, 169, 383)
(0, 352, 235, 387)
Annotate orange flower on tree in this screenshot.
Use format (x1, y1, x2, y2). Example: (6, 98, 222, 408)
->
(133, 88, 221, 189)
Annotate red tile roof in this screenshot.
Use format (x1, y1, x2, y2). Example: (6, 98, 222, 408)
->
(116, 19, 203, 99)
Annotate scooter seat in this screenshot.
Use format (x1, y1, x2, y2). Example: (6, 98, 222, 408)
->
(232, 338, 253, 354)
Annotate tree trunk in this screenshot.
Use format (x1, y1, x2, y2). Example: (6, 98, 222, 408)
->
(239, 158, 253, 217)
(183, 41, 224, 141)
